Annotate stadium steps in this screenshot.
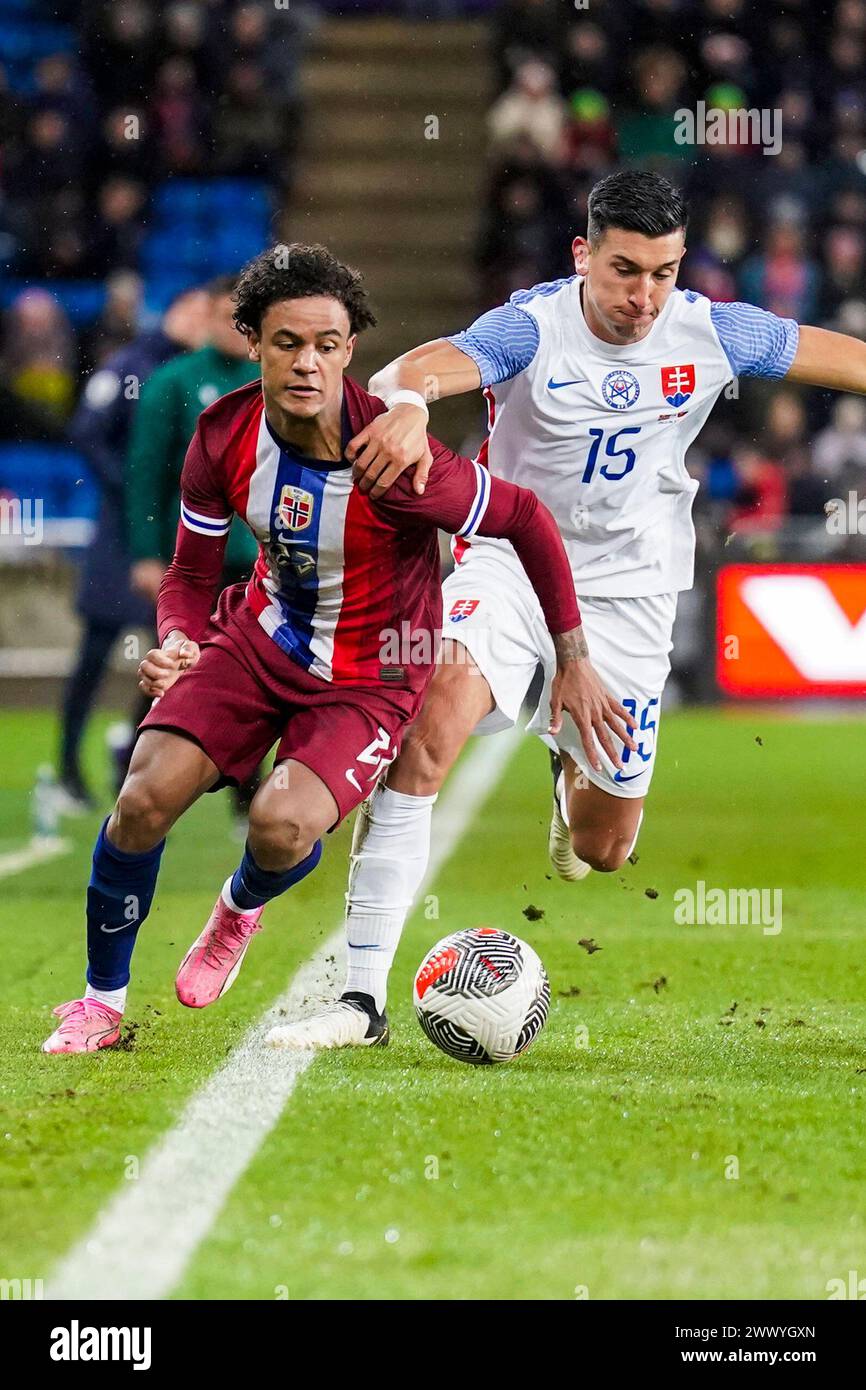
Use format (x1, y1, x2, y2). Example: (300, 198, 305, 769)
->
(300, 161, 481, 207)
(292, 17, 492, 443)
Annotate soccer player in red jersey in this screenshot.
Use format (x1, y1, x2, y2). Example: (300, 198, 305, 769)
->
(43, 244, 634, 1054)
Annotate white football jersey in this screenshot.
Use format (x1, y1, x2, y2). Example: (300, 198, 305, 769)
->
(447, 278, 798, 597)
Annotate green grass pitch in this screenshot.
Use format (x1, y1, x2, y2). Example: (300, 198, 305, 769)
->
(1, 706, 864, 1299)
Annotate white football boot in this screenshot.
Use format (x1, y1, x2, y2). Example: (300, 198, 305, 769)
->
(266, 993, 389, 1050)
(548, 752, 592, 882)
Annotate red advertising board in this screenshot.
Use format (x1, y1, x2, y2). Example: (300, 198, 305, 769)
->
(716, 564, 866, 698)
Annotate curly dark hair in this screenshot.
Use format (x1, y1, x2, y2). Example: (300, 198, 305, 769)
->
(233, 243, 377, 337)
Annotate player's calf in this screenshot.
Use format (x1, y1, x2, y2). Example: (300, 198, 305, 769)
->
(176, 760, 335, 1010)
(559, 752, 645, 875)
(568, 829, 633, 874)
(42, 731, 220, 1054)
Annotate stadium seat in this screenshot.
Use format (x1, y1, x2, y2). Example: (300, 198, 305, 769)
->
(0, 443, 99, 521)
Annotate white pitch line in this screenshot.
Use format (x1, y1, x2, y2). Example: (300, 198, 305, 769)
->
(46, 729, 521, 1301)
(0, 836, 71, 880)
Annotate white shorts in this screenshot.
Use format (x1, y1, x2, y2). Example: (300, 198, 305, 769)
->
(440, 546, 677, 799)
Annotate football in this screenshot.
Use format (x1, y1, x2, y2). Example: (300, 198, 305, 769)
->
(413, 928, 550, 1065)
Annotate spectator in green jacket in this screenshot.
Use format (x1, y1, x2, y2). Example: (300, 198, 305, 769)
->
(125, 273, 262, 829)
(126, 274, 261, 605)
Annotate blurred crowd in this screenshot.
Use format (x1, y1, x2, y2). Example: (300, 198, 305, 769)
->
(482, 0, 866, 544)
(0, 0, 317, 434)
(3, 0, 866, 553)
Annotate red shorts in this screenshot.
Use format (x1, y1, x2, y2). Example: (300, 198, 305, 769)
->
(139, 586, 422, 825)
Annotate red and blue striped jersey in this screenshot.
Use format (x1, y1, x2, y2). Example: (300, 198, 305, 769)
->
(157, 376, 579, 696)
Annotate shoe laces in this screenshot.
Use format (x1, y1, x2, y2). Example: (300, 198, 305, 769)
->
(202, 909, 261, 969)
(52, 998, 114, 1032)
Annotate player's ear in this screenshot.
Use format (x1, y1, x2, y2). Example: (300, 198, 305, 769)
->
(344, 333, 357, 367)
(572, 236, 590, 275)
(246, 330, 261, 363)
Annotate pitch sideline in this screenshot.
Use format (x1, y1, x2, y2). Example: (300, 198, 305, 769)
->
(45, 730, 521, 1300)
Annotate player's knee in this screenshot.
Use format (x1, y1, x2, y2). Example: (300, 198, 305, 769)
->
(570, 830, 630, 874)
(113, 775, 173, 849)
(247, 794, 317, 867)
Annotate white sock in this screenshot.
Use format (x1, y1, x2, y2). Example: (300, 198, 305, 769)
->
(221, 877, 260, 915)
(343, 784, 437, 1012)
(85, 982, 127, 1014)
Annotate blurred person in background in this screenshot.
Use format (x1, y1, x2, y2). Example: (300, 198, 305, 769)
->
(82, 271, 145, 372)
(57, 286, 210, 810)
(814, 396, 866, 489)
(1, 289, 77, 423)
(760, 387, 828, 522)
(491, 0, 561, 90)
(818, 225, 866, 322)
(739, 220, 822, 323)
(728, 446, 788, 535)
(213, 61, 284, 178)
(487, 58, 567, 165)
(87, 178, 148, 278)
(617, 45, 690, 167)
(125, 274, 262, 830)
(152, 56, 208, 175)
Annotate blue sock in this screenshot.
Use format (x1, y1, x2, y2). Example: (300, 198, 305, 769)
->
(86, 819, 165, 991)
(229, 839, 322, 911)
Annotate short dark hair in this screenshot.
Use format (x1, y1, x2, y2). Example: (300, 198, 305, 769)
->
(233, 244, 377, 337)
(587, 171, 688, 245)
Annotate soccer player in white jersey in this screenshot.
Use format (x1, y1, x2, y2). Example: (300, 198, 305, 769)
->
(275, 169, 866, 1050)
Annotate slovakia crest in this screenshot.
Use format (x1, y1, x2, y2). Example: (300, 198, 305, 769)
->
(449, 599, 479, 622)
(661, 364, 695, 408)
(602, 369, 640, 410)
(277, 484, 314, 532)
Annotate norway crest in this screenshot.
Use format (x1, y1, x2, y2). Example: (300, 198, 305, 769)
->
(661, 364, 695, 408)
(277, 484, 314, 532)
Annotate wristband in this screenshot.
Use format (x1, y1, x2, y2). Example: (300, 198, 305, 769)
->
(382, 388, 430, 421)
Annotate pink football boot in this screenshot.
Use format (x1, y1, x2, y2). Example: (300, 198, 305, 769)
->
(175, 894, 264, 1008)
(42, 998, 123, 1054)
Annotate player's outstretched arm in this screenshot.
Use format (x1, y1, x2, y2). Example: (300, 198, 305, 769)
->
(347, 339, 482, 499)
(786, 325, 866, 393)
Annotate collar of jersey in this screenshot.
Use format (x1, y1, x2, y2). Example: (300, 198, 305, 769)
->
(263, 397, 353, 471)
(573, 277, 677, 361)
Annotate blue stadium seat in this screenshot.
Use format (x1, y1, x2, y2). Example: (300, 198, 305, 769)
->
(0, 280, 105, 325)
(0, 443, 99, 521)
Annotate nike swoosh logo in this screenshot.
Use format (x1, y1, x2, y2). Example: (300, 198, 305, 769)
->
(99, 922, 129, 934)
(548, 377, 586, 390)
(614, 770, 645, 783)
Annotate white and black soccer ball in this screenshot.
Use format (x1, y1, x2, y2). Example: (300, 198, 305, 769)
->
(413, 928, 550, 1065)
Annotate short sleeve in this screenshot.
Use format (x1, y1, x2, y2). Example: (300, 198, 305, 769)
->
(710, 301, 800, 379)
(446, 302, 540, 386)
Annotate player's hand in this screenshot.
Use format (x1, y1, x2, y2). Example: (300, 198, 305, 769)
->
(346, 403, 433, 498)
(549, 635, 637, 774)
(130, 558, 167, 604)
(137, 632, 200, 698)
